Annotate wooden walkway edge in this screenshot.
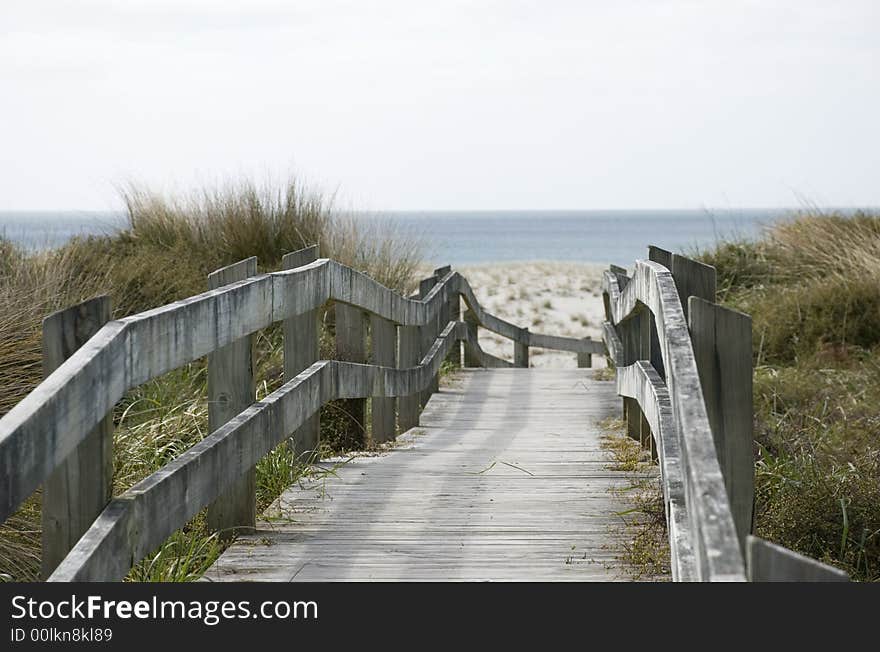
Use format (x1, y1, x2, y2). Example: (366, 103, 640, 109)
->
(205, 369, 641, 582)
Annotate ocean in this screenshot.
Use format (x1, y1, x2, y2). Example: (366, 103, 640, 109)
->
(0, 209, 791, 267)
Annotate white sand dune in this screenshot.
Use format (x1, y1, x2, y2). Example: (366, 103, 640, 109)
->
(445, 261, 609, 368)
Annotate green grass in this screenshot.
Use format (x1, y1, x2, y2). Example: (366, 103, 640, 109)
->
(696, 210, 880, 581)
(0, 177, 423, 582)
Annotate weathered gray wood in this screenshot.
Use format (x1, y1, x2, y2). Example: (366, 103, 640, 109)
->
(419, 275, 439, 406)
(397, 325, 420, 432)
(446, 277, 461, 368)
(647, 246, 671, 378)
(514, 328, 529, 367)
(336, 303, 367, 447)
(51, 323, 464, 581)
(206, 257, 257, 538)
(601, 321, 624, 367)
(527, 332, 604, 354)
(670, 253, 716, 321)
(283, 246, 321, 458)
(746, 536, 848, 582)
(281, 244, 320, 270)
(40, 295, 113, 579)
(463, 309, 481, 367)
(689, 297, 754, 550)
(370, 315, 396, 444)
(619, 307, 644, 443)
(206, 369, 651, 582)
(0, 258, 465, 523)
(577, 337, 592, 369)
(603, 260, 746, 581)
(616, 361, 696, 581)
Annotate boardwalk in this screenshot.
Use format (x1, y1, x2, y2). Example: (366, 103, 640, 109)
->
(206, 369, 637, 581)
(2, 246, 848, 582)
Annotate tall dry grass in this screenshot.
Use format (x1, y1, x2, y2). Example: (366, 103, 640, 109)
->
(698, 210, 880, 580)
(0, 178, 423, 581)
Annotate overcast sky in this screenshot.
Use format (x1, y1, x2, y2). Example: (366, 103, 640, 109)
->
(1, 1, 877, 211)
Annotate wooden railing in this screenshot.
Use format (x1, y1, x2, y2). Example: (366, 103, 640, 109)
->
(602, 246, 849, 582)
(0, 246, 603, 581)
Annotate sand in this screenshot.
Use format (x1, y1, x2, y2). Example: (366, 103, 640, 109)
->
(444, 261, 609, 368)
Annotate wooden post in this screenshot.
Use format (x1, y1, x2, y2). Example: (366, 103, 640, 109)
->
(370, 314, 396, 444)
(647, 246, 671, 379)
(577, 338, 592, 368)
(514, 329, 529, 367)
(282, 245, 321, 459)
(446, 280, 461, 368)
(41, 295, 113, 579)
(463, 309, 481, 367)
(746, 536, 848, 582)
(671, 253, 716, 320)
(397, 323, 420, 432)
(689, 296, 754, 550)
(336, 303, 367, 447)
(419, 275, 439, 407)
(206, 257, 258, 539)
(619, 307, 644, 443)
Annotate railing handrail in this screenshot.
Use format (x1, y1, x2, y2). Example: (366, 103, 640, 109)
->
(602, 259, 746, 581)
(0, 252, 601, 580)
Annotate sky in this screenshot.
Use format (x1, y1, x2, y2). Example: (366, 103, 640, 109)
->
(1, 0, 878, 211)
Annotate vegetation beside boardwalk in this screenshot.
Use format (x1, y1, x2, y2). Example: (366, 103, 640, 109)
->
(698, 211, 880, 581)
(0, 179, 422, 581)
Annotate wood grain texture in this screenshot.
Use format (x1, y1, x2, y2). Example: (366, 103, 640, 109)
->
(603, 259, 745, 581)
(370, 315, 396, 444)
(283, 246, 321, 457)
(616, 361, 695, 581)
(41, 295, 113, 579)
(670, 254, 716, 321)
(397, 325, 420, 432)
(746, 536, 848, 582)
(205, 369, 645, 582)
(50, 322, 463, 581)
(689, 297, 754, 550)
(462, 309, 481, 368)
(514, 328, 529, 367)
(206, 257, 258, 538)
(335, 304, 367, 447)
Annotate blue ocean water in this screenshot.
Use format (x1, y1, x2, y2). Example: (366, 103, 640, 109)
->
(0, 208, 790, 266)
(380, 209, 788, 266)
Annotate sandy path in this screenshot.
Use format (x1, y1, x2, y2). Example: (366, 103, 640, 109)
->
(442, 261, 608, 368)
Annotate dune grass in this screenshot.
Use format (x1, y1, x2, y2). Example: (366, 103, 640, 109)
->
(697, 210, 880, 580)
(0, 178, 422, 582)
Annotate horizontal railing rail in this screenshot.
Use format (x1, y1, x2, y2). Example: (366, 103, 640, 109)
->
(601, 247, 849, 582)
(0, 247, 602, 581)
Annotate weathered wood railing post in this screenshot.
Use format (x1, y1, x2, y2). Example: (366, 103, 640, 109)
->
(41, 295, 113, 579)
(433, 265, 452, 378)
(283, 245, 321, 458)
(619, 308, 644, 443)
(576, 339, 592, 368)
(206, 257, 258, 538)
(514, 328, 529, 367)
(746, 536, 848, 581)
(463, 309, 481, 367)
(397, 322, 420, 432)
(647, 246, 671, 379)
(689, 296, 754, 550)
(418, 274, 439, 408)
(442, 268, 461, 368)
(336, 303, 367, 447)
(370, 314, 397, 444)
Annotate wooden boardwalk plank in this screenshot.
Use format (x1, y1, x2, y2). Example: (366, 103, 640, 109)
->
(205, 369, 640, 582)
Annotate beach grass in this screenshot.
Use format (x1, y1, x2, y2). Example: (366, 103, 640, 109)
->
(0, 177, 422, 582)
(697, 210, 880, 580)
